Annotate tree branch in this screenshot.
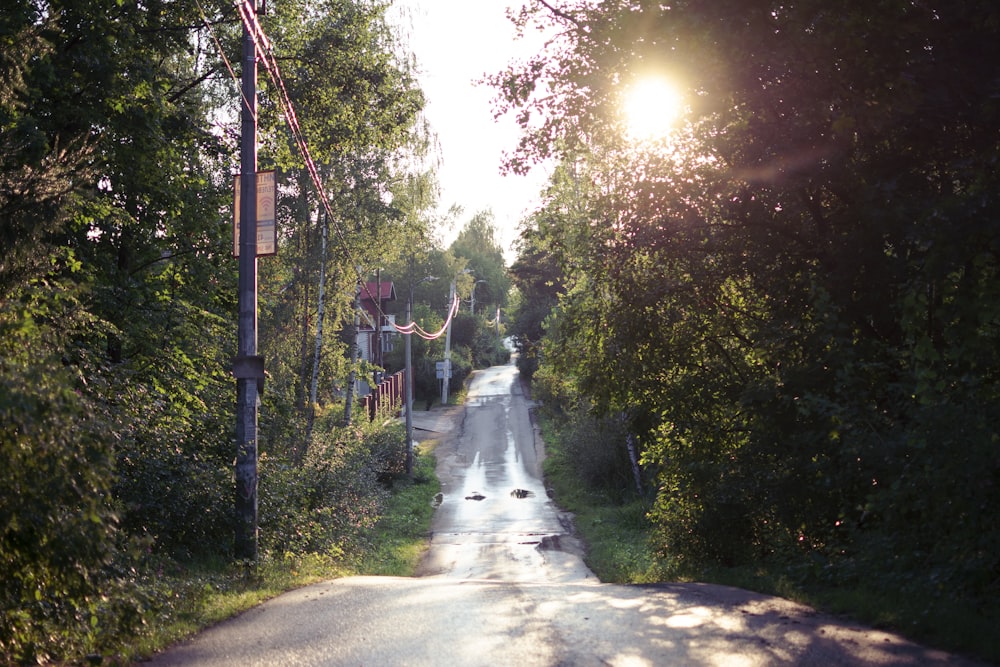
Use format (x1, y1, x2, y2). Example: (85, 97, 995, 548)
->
(535, 0, 586, 32)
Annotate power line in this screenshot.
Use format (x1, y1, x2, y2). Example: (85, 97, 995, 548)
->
(231, 0, 453, 339)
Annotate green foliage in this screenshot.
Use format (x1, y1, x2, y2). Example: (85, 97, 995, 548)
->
(507, 189, 567, 381)
(357, 446, 440, 576)
(444, 346, 473, 400)
(448, 311, 509, 369)
(448, 210, 511, 314)
(258, 417, 407, 559)
(502, 0, 1000, 624)
(472, 323, 510, 368)
(0, 0, 432, 661)
(537, 414, 664, 584)
(534, 367, 635, 498)
(538, 388, 1000, 663)
(0, 292, 141, 664)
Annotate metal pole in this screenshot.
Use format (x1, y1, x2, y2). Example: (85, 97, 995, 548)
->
(404, 294, 413, 476)
(441, 281, 455, 405)
(234, 2, 259, 563)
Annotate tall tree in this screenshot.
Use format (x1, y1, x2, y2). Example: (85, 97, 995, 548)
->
(248, 0, 426, 456)
(449, 209, 510, 315)
(498, 0, 1000, 593)
(1, 0, 239, 659)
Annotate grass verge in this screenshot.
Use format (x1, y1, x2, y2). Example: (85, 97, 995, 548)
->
(125, 444, 440, 664)
(124, 552, 352, 662)
(537, 413, 1000, 665)
(356, 443, 441, 576)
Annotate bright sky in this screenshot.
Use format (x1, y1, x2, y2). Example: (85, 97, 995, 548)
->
(391, 0, 551, 263)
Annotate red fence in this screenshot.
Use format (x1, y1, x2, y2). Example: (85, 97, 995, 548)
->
(362, 370, 406, 422)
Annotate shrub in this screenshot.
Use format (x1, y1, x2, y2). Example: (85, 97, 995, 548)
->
(0, 356, 134, 663)
(258, 418, 407, 560)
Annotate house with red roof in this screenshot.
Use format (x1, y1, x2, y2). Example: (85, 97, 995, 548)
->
(356, 281, 397, 388)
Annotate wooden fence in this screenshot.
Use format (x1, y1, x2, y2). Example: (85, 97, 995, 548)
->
(362, 369, 406, 422)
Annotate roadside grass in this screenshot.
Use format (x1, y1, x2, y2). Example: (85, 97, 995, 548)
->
(539, 429, 667, 584)
(124, 552, 352, 663)
(537, 414, 1000, 665)
(356, 443, 441, 576)
(127, 445, 440, 664)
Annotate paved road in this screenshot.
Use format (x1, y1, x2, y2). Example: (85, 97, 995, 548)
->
(147, 360, 984, 666)
(415, 361, 592, 583)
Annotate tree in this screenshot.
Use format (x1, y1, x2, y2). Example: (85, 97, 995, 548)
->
(1, 0, 238, 658)
(247, 0, 426, 458)
(498, 0, 1000, 595)
(0, 0, 431, 658)
(449, 210, 511, 315)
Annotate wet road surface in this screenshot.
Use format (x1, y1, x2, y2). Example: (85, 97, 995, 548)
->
(415, 361, 593, 583)
(147, 359, 985, 666)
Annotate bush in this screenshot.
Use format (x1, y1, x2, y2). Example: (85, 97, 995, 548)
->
(258, 418, 407, 559)
(553, 409, 636, 498)
(0, 356, 136, 663)
(0, 293, 152, 664)
(114, 436, 233, 561)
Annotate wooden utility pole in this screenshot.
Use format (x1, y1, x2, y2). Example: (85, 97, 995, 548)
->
(404, 295, 414, 476)
(234, 1, 260, 563)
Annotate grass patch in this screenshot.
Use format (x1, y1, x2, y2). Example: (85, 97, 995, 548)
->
(356, 444, 441, 576)
(536, 412, 1000, 665)
(121, 552, 350, 663)
(123, 446, 440, 664)
(539, 417, 668, 584)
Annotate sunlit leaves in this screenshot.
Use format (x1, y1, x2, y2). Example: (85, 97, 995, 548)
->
(504, 0, 1000, 600)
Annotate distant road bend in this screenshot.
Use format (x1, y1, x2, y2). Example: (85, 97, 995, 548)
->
(148, 359, 984, 666)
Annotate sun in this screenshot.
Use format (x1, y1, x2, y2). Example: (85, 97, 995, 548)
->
(620, 75, 684, 140)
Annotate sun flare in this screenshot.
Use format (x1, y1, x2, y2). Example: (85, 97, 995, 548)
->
(621, 76, 684, 140)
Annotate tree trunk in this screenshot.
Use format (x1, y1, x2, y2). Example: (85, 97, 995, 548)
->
(303, 212, 329, 455)
(626, 433, 643, 496)
(343, 278, 361, 426)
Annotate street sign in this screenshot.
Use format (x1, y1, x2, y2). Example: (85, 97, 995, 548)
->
(233, 170, 277, 257)
(435, 360, 452, 379)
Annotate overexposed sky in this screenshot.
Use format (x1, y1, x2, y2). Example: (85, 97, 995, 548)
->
(391, 0, 551, 262)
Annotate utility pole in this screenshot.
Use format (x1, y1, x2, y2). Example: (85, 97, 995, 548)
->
(441, 281, 455, 405)
(375, 268, 382, 373)
(234, 0, 259, 564)
(470, 279, 486, 315)
(404, 294, 414, 476)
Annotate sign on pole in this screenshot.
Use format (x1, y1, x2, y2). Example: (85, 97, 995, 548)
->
(435, 360, 452, 379)
(233, 170, 277, 257)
